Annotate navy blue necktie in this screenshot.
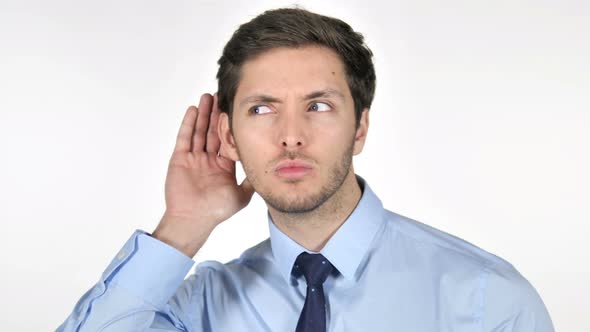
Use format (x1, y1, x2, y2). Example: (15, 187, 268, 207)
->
(293, 252, 334, 332)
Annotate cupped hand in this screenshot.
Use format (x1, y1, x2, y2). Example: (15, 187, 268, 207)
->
(153, 93, 255, 256)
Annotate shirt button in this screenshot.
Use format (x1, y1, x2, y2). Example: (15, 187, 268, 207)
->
(117, 251, 126, 260)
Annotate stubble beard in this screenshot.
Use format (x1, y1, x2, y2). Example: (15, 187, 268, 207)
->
(238, 140, 355, 214)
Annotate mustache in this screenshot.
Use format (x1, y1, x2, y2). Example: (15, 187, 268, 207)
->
(272, 152, 315, 165)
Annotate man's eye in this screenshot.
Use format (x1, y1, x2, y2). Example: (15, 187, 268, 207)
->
(250, 105, 272, 114)
(309, 102, 331, 112)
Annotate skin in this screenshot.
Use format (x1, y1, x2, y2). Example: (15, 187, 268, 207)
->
(219, 45, 370, 251)
(152, 45, 369, 256)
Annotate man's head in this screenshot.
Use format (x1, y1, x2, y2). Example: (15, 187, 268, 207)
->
(216, 8, 376, 214)
(216, 7, 376, 131)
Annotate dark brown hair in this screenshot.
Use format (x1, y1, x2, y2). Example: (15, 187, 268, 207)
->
(216, 7, 376, 130)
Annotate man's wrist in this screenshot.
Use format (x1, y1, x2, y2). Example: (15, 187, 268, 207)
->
(151, 213, 216, 258)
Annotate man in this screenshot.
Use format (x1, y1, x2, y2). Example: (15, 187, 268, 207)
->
(58, 7, 554, 332)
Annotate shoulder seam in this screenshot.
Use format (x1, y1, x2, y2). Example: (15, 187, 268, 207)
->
(386, 212, 506, 268)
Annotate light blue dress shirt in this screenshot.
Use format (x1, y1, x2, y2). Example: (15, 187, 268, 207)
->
(58, 175, 554, 331)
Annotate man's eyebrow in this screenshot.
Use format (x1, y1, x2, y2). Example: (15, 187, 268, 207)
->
(238, 88, 345, 109)
(303, 88, 345, 101)
(238, 95, 282, 109)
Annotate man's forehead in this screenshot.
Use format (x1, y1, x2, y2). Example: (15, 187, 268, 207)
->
(240, 46, 345, 77)
(235, 46, 350, 102)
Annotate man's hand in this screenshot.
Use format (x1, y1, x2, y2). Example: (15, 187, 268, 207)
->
(152, 93, 255, 257)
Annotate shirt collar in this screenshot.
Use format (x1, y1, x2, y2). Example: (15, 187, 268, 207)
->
(268, 174, 386, 284)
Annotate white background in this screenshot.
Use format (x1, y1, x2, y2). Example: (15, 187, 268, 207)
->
(0, 0, 588, 330)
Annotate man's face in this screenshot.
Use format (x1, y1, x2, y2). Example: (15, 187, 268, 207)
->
(219, 45, 369, 213)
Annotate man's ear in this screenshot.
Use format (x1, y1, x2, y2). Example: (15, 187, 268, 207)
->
(353, 108, 370, 156)
(218, 112, 240, 161)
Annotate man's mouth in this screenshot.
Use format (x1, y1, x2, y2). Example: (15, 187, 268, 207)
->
(274, 160, 313, 179)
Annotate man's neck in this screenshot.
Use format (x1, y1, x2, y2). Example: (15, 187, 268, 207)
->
(268, 171, 362, 252)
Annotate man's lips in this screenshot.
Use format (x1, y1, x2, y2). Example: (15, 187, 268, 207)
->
(274, 160, 313, 179)
(274, 160, 313, 171)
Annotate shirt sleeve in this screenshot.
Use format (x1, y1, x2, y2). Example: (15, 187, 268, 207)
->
(481, 265, 555, 332)
(57, 230, 196, 332)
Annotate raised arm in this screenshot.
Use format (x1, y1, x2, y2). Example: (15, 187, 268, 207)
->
(58, 93, 255, 331)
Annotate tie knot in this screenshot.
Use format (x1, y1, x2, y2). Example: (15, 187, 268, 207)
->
(292, 252, 334, 285)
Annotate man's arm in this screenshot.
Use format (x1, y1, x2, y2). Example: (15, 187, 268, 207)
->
(57, 230, 196, 331)
(58, 94, 255, 331)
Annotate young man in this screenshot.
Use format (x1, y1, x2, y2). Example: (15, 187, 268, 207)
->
(59, 8, 554, 332)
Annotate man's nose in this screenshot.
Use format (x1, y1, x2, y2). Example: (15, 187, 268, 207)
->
(277, 109, 308, 149)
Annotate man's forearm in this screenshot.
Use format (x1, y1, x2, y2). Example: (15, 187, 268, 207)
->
(57, 231, 195, 331)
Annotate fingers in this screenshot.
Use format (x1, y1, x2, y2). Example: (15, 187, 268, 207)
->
(206, 93, 222, 154)
(192, 94, 213, 153)
(174, 93, 219, 155)
(174, 105, 198, 153)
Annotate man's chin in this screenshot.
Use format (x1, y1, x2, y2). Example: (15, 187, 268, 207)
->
(268, 202, 319, 214)
(263, 192, 331, 214)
